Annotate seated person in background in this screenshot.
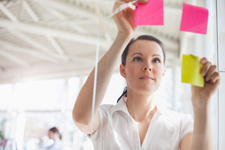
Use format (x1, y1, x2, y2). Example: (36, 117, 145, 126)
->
(46, 127, 62, 150)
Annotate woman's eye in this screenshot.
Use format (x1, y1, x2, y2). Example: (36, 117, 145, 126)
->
(133, 57, 142, 62)
(153, 58, 160, 63)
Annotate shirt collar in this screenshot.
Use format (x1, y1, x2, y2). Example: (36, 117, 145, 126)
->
(111, 98, 164, 118)
(111, 98, 130, 117)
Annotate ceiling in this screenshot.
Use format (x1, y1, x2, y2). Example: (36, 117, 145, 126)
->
(0, 0, 205, 83)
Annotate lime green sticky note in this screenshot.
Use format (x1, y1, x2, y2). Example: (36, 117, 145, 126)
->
(181, 54, 204, 87)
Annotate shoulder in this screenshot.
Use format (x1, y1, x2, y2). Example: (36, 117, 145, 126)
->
(99, 104, 114, 111)
(88, 104, 115, 140)
(161, 108, 192, 119)
(99, 104, 114, 113)
(98, 104, 115, 119)
(161, 109, 194, 140)
(158, 107, 193, 127)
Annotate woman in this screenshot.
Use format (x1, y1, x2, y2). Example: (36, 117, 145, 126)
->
(46, 127, 62, 150)
(72, 0, 221, 150)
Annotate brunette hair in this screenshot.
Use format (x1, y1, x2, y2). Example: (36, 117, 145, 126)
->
(117, 35, 166, 103)
(49, 127, 62, 140)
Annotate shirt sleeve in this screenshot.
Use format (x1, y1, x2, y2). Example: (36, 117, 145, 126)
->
(87, 105, 110, 142)
(180, 114, 194, 140)
(46, 139, 62, 150)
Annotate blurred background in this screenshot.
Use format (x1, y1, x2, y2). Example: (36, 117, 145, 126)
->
(0, 0, 224, 150)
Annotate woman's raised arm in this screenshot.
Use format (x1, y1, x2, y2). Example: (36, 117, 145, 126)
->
(72, 0, 147, 134)
(180, 57, 221, 150)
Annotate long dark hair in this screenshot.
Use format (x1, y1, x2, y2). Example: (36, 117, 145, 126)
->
(117, 87, 127, 103)
(117, 35, 166, 103)
(49, 127, 62, 140)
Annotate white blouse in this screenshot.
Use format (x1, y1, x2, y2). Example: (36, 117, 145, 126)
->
(89, 100, 193, 150)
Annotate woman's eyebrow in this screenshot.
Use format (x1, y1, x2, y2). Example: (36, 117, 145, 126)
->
(152, 54, 161, 57)
(131, 53, 143, 57)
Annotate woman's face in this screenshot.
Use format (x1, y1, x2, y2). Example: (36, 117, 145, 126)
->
(120, 40, 166, 95)
(48, 131, 54, 139)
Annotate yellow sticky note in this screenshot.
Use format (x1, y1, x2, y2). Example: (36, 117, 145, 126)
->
(181, 54, 204, 87)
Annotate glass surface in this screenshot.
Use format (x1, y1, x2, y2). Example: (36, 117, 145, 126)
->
(0, 0, 222, 149)
(0, 113, 7, 135)
(0, 84, 13, 111)
(23, 112, 62, 150)
(102, 73, 126, 105)
(81, 0, 219, 149)
(24, 112, 62, 138)
(217, 0, 225, 71)
(13, 79, 65, 111)
(63, 112, 94, 150)
(217, 0, 225, 149)
(67, 77, 80, 111)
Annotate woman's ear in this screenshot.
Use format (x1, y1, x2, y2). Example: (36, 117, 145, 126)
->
(162, 68, 166, 76)
(120, 64, 126, 78)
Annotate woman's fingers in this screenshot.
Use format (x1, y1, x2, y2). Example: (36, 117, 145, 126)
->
(121, 0, 148, 3)
(138, 0, 148, 3)
(211, 72, 221, 83)
(127, 7, 136, 29)
(200, 57, 210, 76)
(200, 57, 221, 84)
(205, 65, 217, 81)
(200, 57, 208, 64)
(201, 61, 211, 76)
(113, 0, 124, 11)
(113, 0, 137, 36)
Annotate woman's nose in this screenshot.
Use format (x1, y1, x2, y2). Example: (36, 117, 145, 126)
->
(143, 67, 152, 71)
(143, 61, 152, 71)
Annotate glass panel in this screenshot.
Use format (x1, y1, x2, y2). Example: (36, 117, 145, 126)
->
(0, 84, 13, 111)
(102, 73, 126, 105)
(23, 112, 62, 150)
(217, 0, 225, 71)
(67, 77, 80, 111)
(219, 73, 225, 149)
(63, 112, 94, 150)
(76, 0, 219, 149)
(0, 113, 7, 137)
(0, 0, 221, 149)
(156, 67, 174, 110)
(13, 79, 65, 111)
(217, 0, 225, 149)
(204, 1, 219, 149)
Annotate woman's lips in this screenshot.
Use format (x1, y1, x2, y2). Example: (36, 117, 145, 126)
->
(140, 75, 154, 80)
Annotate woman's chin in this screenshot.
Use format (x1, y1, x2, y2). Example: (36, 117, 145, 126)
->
(136, 87, 157, 95)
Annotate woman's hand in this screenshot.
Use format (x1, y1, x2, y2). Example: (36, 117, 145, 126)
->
(191, 57, 221, 109)
(113, 0, 147, 38)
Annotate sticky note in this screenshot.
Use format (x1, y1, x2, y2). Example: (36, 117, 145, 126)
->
(181, 55, 204, 87)
(135, 0, 164, 26)
(180, 3, 209, 34)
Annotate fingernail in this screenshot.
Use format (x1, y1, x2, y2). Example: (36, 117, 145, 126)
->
(200, 59, 206, 64)
(201, 71, 205, 76)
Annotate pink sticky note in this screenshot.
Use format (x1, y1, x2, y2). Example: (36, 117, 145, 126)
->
(135, 0, 164, 26)
(180, 3, 209, 34)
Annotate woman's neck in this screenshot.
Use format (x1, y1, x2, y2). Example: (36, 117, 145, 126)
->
(126, 91, 157, 122)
